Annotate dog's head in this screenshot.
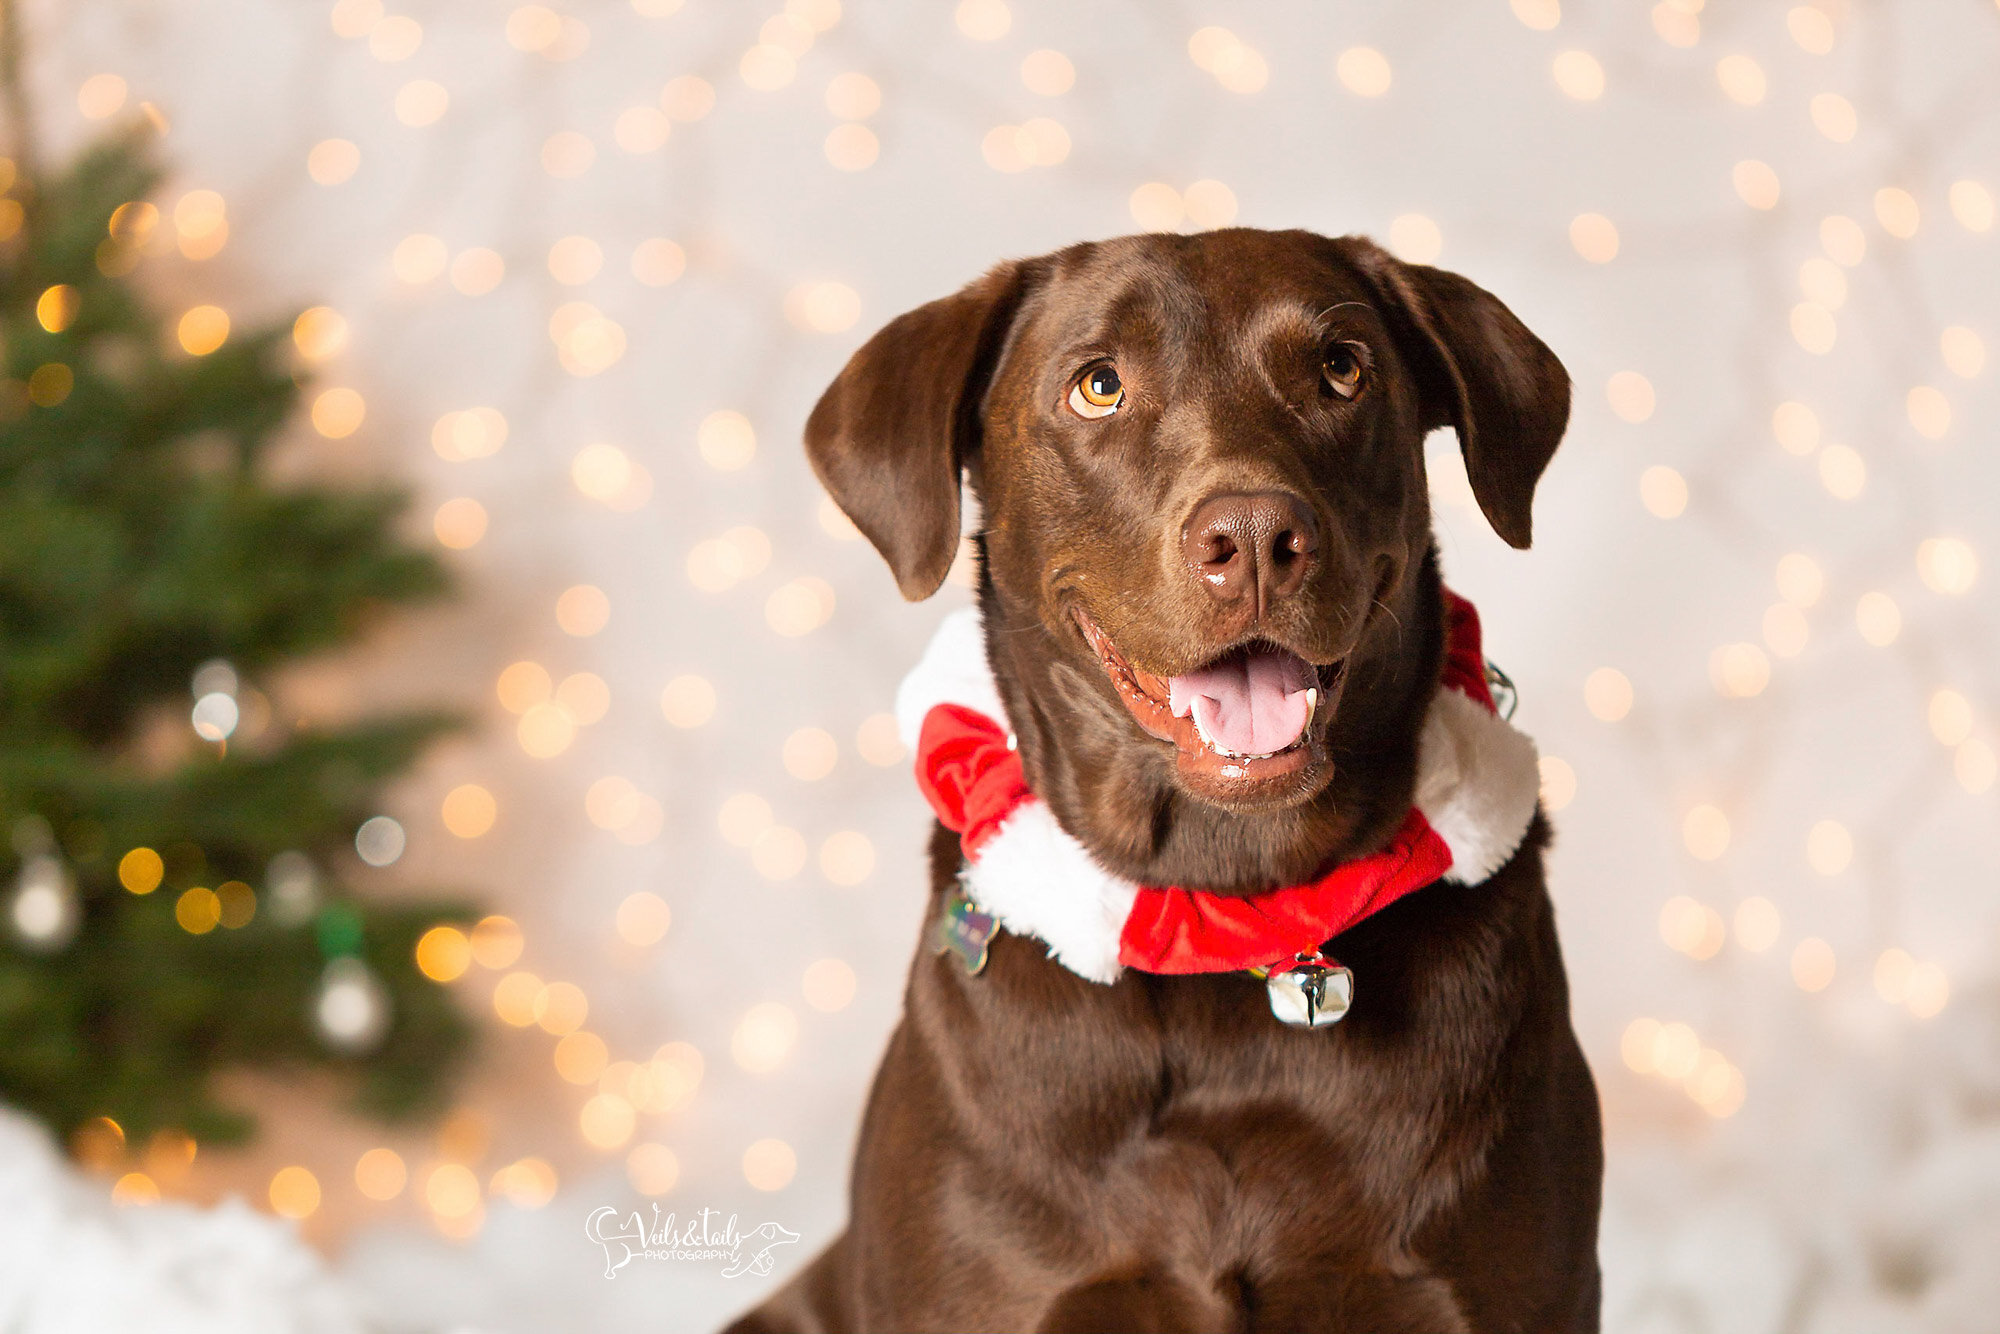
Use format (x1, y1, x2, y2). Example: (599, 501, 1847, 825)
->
(809, 229, 1567, 885)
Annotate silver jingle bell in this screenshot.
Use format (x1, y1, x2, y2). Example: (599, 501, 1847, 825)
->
(1265, 952, 1354, 1028)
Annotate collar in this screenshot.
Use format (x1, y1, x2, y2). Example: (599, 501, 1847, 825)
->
(895, 591, 1541, 986)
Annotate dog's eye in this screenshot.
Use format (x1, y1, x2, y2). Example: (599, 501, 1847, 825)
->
(1322, 344, 1366, 399)
(1067, 363, 1123, 419)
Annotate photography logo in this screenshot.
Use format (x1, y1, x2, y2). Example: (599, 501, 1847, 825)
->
(585, 1204, 799, 1280)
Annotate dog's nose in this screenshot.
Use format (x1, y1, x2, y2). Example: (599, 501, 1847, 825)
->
(1181, 491, 1318, 613)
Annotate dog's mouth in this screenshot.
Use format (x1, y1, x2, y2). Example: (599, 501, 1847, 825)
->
(1074, 608, 1343, 803)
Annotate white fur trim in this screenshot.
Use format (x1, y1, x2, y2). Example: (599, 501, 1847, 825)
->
(1413, 688, 1542, 885)
(894, 606, 1008, 752)
(962, 802, 1138, 985)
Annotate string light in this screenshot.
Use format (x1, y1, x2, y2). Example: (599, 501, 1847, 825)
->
(1386, 213, 1442, 263)
(269, 1166, 322, 1219)
(1020, 49, 1074, 96)
(1186, 27, 1267, 94)
(801, 958, 856, 1012)
(1584, 667, 1634, 722)
(1537, 756, 1577, 811)
(742, 1138, 796, 1191)
(355, 1148, 408, 1201)
(1335, 48, 1392, 98)
(614, 892, 671, 947)
(732, 1002, 798, 1072)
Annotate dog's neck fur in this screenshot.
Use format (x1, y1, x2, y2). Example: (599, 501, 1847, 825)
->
(977, 541, 1447, 892)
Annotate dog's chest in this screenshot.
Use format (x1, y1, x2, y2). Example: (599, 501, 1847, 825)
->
(914, 924, 1508, 1254)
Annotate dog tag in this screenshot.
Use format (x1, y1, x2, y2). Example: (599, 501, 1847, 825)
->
(935, 885, 996, 975)
(1264, 952, 1353, 1027)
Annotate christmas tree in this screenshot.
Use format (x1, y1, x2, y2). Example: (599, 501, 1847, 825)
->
(0, 38, 475, 1150)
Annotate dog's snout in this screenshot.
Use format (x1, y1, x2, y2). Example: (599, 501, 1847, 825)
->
(1180, 491, 1319, 614)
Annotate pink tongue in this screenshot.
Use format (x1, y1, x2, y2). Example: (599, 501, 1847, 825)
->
(1168, 649, 1314, 756)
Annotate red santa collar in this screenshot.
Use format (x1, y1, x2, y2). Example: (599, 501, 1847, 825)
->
(896, 592, 1541, 985)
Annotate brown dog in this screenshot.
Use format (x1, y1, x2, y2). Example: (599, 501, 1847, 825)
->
(726, 228, 1600, 1333)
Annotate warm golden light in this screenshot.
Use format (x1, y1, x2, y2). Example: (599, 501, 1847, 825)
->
(1681, 805, 1731, 860)
(426, 1163, 481, 1218)
(1020, 49, 1075, 96)
(752, 827, 808, 881)
(734, 1002, 798, 1072)
(1551, 50, 1605, 101)
(547, 235, 603, 285)
(554, 1030, 610, 1085)
(1709, 643, 1770, 698)
(698, 410, 757, 471)
(493, 971, 545, 1027)
(118, 847, 164, 894)
(661, 675, 717, 728)
(355, 1148, 408, 1201)
(395, 79, 449, 127)
(470, 916, 524, 969)
(824, 122, 879, 170)
(720, 793, 776, 845)
(616, 892, 672, 947)
(172, 304, 231, 355)
(627, 1143, 680, 1195)
(1916, 537, 1978, 595)
(1584, 667, 1633, 721)
(416, 926, 474, 983)
(36, 285, 80, 333)
(537, 981, 588, 1035)
(1387, 213, 1443, 264)
(307, 138, 361, 185)
(1335, 47, 1392, 98)
(1569, 212, 1619, 263)
(311, 387, 366, 439)
(1660, 895, 1726, 959)
(1638, 466, 1687, 519)
(176, 886, 221, 934)
(1855, 591, 1901, 647)
(743, 1139, 797, 1191)
(1792, 937, 1835, 991)
(1714, 54, 1765, 105)
(432, 498, 488, 550)
(818, 831, 875, 886)
(856, 713, 905, 766)
(784, 281, 862, 333)
(555, 585, 610, 637)
(1733, 897, 1781, 953)
(1733, 160, 1780, 210)
(1874, 187, 1919, 238)
(1806, 819, 1853, 875)
(1817, 444, 1865, 499)
(580, 1094, 637, 1150)
(269, 1166, 321, 1219)
(802, 958, 857, 1012)
(292, 306, 348, 361)
(765, 578, 836, 637)
(441, 784, 497, 838)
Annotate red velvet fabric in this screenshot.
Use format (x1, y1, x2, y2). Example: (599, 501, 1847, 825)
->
(914, 703, 1032, 857)
(912, 588, 1495, 975)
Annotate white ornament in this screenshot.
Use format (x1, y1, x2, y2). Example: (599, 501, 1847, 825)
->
(353, 816, 405, 868)
(315, 957, 389, 1053)
(9, 855, 78, 952)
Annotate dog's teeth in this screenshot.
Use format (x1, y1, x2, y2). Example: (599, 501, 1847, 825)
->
(1304, 687, 1317, 715)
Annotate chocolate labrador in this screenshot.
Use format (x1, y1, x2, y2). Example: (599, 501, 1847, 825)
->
(726, 228, 1600, 1332)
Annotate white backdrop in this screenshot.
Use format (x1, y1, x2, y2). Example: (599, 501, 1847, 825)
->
(18, 1, 2000, 1330)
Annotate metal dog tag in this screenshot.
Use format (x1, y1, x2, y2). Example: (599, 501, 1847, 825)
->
(1265, 952, 1353, 1028)
(935, 884, 996, 975)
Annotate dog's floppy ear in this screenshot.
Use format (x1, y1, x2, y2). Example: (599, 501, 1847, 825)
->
(1349, 239, 1570, 549)
(805, 261, 1034, 601)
